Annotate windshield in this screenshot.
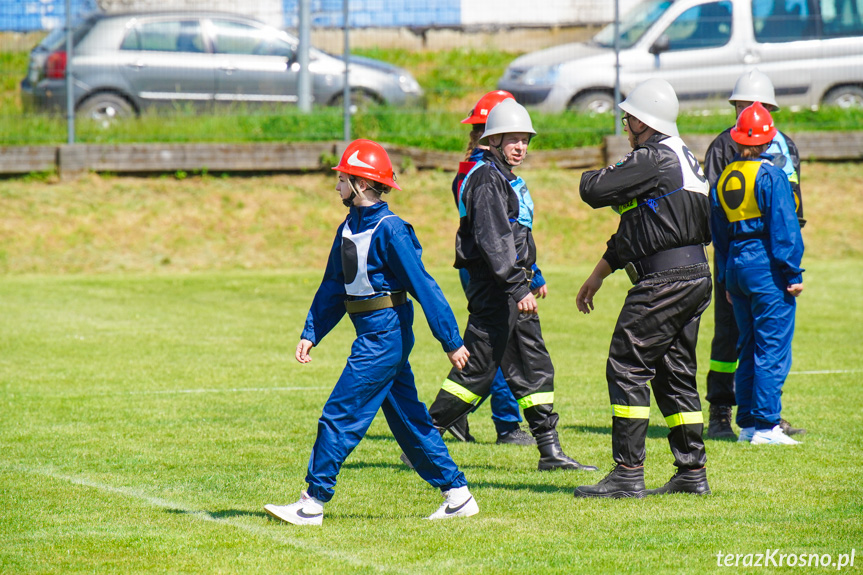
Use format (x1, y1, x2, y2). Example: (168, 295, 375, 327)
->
(593, 0, 673, 49)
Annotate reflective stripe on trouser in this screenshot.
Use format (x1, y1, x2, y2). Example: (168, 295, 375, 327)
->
(305, 303, 465, 502)
(706, 264, 739, 406)
(727, 265, 795, 430)
(607, 276, 711, 469)
(428, 286, 560, 436)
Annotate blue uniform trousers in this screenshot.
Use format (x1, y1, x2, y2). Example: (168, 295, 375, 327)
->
(305, 302, 466, 502)
(727, 265, 796, 431)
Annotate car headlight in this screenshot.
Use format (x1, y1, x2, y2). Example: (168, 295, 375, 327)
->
(398, 74, 421, 94)
(521, 64, 560, 87)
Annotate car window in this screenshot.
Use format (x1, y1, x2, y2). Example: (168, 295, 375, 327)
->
(820, 0, 863, 37)
(752, 0, 818, 42)
(663, 1, 733, 50)
(594, 0, 673, 49)
(210, 20, 294, 58)
(121, 20, 206, 53)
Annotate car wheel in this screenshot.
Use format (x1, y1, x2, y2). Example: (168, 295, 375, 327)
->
(330, 89, 382, 114)
(568, 91, 615, 114)
(822, 85, 863, 109)
(77, 93, 136, 127)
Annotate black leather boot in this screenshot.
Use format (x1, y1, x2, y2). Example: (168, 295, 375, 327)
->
(707, 404, 737, 440)
(646, 467, 711, 495)
(574, 464, 646, 498)
(446, 414, 475, 442)
(536, 430, 598, 471)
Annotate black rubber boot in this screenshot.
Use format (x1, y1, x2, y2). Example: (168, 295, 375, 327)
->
(446, 414, 475, 442)
(536, 430, 598, 471)
(573, 464, 646, 498)
(646, 467, 711, 495)
(496, 427, 536, 446)
(707, 404, 737, 440)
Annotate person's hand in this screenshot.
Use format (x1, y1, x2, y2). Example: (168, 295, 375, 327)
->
(447, 345, 470, 370)
(296, 339, 314, 364)
(518, 292, 538, 314)
(532, 284, 548, 299)
(787, 283, 804, 297)
(577, 259, 612, 315)
(576, 276, 602, 314)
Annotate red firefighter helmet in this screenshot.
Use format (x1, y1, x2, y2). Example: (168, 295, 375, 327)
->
(461, 90, 515, 125)
(730, 101, 777, 146)
(332, 139, 400, 190)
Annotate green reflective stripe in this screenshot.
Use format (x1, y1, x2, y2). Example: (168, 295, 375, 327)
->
(518, 392, 554, 410)
(788, 171, 799, 184)
(612, 198, 637, 215)
(611, 404, 650, 419)
(710, 359, 738, 373)
(440, 379, 481, 405)
(665, 411, 704, 428)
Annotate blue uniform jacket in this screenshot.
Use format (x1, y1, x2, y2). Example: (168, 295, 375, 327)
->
(710, 154, 804, 286)
(301, 202, 464, 353)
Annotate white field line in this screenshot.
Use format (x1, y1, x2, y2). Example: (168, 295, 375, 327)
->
(127, 386, 325, 395)
(136, 369, 858, 395)
(789, 369, 861, 375)
(15, 464, 413, 575)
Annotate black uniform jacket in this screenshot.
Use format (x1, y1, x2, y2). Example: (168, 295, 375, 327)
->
(455, 149, 534, 304)
(580, 133, 711, 271)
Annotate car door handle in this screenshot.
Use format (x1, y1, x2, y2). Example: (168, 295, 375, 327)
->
(743, 50, 760, 64)
(127, 61, 146, 70)
(220, 65, 237, 74)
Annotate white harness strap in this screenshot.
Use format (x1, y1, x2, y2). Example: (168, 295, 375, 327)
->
(341, 215, 396, 296)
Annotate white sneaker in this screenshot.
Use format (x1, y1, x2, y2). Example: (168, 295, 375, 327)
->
(427, 486, 479, 520)
(264, 491, 324, 526)
(751, 425, 800, 445)
(737, 427, 755, 443)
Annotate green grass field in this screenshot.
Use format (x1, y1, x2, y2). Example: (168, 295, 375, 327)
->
(1, 161, 862, 573)
(1, 263, 861, 574)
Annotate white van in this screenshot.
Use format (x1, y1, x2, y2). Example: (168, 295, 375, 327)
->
(498, 0, 863, 112)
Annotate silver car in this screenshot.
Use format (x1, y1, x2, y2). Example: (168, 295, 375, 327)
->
(21, 10, 423, 122)
(499, 0, 863, 113)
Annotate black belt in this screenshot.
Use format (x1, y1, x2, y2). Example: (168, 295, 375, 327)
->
(345, 291, 407, 314)
(624, 245, 707, 284)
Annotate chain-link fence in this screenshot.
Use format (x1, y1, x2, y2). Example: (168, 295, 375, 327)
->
(2, 0, 862, 153)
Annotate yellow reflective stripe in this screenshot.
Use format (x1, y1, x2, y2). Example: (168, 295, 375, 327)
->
(665, 411, 704, 428)
(611, 404, 650, 419)
(788, 171, 799, 184)
(440, 379, 481, 405)
(612, 198, 637, 215)
(518, 392, 554, 410)
(710, 359, 738, 373)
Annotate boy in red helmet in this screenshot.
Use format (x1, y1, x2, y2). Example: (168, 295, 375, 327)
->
(265, 139, 478, 525)
(711, 102, 804, 446)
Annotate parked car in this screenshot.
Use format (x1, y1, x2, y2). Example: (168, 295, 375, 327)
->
(21, 10, 423, 122)
(498, 0, 863, 113)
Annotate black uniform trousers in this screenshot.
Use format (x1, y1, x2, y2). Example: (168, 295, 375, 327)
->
(608, 269, 711, 469)
(706, 260, 739, 406)
(428, 276, 559, 435)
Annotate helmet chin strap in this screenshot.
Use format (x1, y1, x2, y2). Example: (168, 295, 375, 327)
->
(628, 118, 650, 142)
(343, 177, 360, 207)
(344, 177, 381, 208)
(492, 137, 516, 169)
